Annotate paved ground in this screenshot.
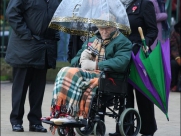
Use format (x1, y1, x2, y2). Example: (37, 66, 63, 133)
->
(1, 82, 180, 136)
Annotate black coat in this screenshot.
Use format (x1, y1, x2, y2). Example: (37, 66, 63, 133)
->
(5, 0, 60, 69)
(126, 0, 158, 53)
(67, 35, 83, 63)
(126, 0, 158, 134)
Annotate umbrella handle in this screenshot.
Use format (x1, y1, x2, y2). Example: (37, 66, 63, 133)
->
(138, 27, 149, 57)
(138, 27, 144, 40)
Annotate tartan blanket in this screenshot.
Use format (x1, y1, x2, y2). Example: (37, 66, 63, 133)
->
(51, 67, 100, 118)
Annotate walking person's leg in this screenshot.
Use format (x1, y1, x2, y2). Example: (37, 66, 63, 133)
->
(135, 90, 157, 136)
(10, 67, 30, 132)
(28, 68, 47, 132)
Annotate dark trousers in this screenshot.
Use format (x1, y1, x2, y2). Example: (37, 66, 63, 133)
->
(171, 59, 180, 87)
(126, 84, 157, 135)
(10, 67, 47, 125)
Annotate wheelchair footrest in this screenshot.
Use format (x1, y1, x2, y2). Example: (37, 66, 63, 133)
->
(42, 119, 87, 128)
(42, 120, 55, 125)
(62, 121, 86, 128)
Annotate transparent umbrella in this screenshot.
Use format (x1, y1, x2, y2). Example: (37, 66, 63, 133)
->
(49, 0, 131, 36)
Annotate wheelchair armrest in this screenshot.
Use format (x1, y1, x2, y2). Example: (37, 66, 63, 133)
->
(101, 64, 131, 81)
(100, 68, 120, 79)
(102, 68, 118, 74)
(103, 68, 113, 72)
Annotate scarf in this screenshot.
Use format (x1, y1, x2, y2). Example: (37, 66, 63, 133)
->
(120, 0, 134, 9)
(88, 30, 120, 63)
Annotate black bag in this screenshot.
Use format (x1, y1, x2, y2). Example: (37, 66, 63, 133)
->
(98, 78, 127, 94)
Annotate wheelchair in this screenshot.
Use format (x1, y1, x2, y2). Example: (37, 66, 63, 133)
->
(42, 68, 141, 136)
(75, 68, 141, 136)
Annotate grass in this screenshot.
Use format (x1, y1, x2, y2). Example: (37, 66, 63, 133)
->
(0, 75, 9, 81)
(0, 58, 12, 81)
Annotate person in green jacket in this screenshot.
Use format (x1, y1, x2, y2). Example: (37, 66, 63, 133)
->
(48, 25, 133, 126)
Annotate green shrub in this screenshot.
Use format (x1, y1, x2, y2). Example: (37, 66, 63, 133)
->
(0, 58, 12, 81)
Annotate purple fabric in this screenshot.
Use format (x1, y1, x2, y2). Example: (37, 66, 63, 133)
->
(132, 51, 164, 111)
(161, 39, 171, 108)
(150, 0, 168, 50)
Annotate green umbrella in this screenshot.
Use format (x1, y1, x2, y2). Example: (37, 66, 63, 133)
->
(128, 27, 170, 120)
(128, 59, 162, 111)
(139, 41, 168, 118)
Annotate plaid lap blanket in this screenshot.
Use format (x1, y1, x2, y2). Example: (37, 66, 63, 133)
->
(51, 67, 99, 118)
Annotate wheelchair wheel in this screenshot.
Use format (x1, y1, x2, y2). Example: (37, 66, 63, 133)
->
(57, 127, 67, 136)
(75, 119, 95, 136)
(93, 120, 106, 136)
(119, 108, 141, 136)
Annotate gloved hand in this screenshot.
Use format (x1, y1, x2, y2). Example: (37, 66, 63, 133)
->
(142, 45, 149, 53)
(80, 49, 93, 63)
(81, 60, 97, 71)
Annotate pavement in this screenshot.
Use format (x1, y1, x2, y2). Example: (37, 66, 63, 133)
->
(1, 82, 180, 136)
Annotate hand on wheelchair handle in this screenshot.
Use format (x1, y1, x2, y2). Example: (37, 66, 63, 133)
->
(80, 59, 97, 70)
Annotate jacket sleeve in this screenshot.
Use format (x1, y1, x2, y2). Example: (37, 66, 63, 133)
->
(150, 0, 168, 22)
(156, 13, 168, 22)
(142, 1, 158, 46)
(98, 37, 132, 73)
(6, 0, 32, 40)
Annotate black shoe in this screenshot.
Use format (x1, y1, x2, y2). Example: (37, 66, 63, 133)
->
(29, 124, 47, 132)
(109, 132, 121, 136)
(141, 135, 153, 136)
(12, 124, 24, 132)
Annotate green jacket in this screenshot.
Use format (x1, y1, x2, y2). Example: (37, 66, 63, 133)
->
(71, 32, 133, 79)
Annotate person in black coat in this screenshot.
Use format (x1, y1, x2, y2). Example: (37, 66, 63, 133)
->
(67, 35, 84, 63)
(5, 0, 60, 132)
(109, 0, 158, 136)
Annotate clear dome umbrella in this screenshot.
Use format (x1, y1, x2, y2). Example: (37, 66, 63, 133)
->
(49, 0, 131, 37)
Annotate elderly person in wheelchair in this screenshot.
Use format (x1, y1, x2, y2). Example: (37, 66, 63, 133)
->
(42, 24, 142, 136)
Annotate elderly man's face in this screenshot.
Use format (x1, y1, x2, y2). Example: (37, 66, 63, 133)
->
(98, 27, 116, 40)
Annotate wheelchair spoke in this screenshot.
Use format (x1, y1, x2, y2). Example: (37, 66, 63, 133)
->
(125, 125, 131, 135)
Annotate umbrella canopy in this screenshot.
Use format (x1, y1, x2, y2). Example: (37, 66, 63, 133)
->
(128, 39, 171, 120)
(128, 51, 164, 112)
(49, 0, 131, 36)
